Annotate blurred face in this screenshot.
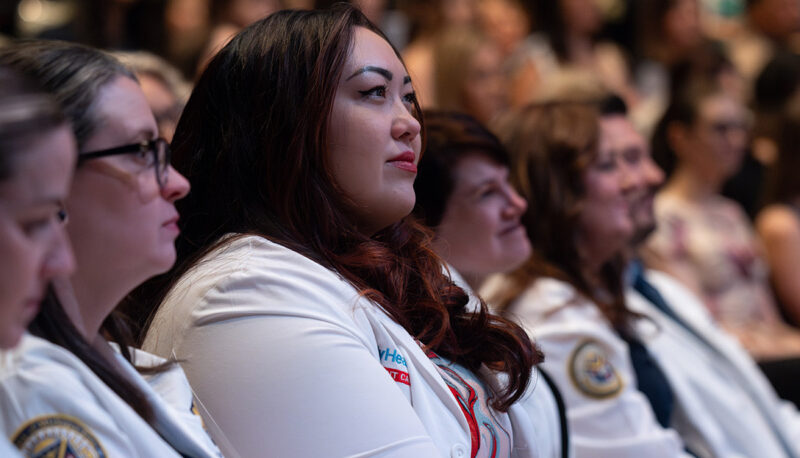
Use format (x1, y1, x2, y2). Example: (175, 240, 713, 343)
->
(433, 154, 530, 283)
(0, 125, 76, 348)
(663, 0, 702, 52)
(561, 0, 601, 36)
(752, 0, 800, 40)
(328, 27, 422, 235)
(67, 76, 190, 305)
(137, 73, 181, 143)
(599, 115, 664, 245)
(577, 125, 646, 268)
(462, 42, 507, 125)
(676, 93, 749, 184)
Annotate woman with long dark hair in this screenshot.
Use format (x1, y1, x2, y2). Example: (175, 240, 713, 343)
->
(488, 101, 685, 456)
(137, 6, 540, 457)
(0, 41, 220, 457)
(0, 65, 75, 457)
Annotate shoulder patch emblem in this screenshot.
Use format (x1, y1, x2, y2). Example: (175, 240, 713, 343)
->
(11, 414, 107, 458)
(568, 340, 623, 399)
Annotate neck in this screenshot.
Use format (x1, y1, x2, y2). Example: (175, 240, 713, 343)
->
(68, 272, 132, 340)
(665, 165, 722, 202)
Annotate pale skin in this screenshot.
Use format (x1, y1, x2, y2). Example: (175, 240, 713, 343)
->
(56, 76, 190, 355)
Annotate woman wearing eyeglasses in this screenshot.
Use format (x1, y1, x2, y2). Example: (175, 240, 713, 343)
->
(0, 41, 221, 457)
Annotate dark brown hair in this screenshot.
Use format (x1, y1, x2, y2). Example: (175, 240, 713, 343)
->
(492, 101, 631, 329)
(412, 110, 510, 228)
(133, 5, 538, 411)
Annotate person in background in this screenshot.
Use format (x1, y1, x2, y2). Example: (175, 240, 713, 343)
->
(412, 109, 569, 458)
(113, 51, 191, 143)
(0, 40, 220, 457)
(432, 27, 508, 125)
(0, 65, 75, 457)
(136, 6, 541, 457)
(487, 100, 687, 457)
(507, 0, 637, 110)
(757, 98, 800, 327)
(645, 72, 800, 406)
(594, 93, 800, 457)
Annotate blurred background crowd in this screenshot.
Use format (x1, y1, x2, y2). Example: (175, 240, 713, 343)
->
(4, 0, 800, 394)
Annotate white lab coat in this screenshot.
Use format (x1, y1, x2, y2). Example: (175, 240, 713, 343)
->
(448, 265, 567, 458)
(144, 234, 542, 458)
(0, 438, 21, 457)
(484, 276, 687, 458)
(627, 268, 800, 458)
(0, 333, 221, 457)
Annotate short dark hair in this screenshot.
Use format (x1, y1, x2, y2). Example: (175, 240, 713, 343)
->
(413, 111, 509, 228)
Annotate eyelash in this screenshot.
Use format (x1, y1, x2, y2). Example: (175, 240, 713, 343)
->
(359, 85, 417, 106)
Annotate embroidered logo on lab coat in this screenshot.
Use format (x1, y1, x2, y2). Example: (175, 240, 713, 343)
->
(569, 340, 623, 399)
(12, 414, 107, 458)
(379, 346, 410, 385)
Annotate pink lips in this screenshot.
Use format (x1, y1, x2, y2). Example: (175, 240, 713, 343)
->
(163, 216, 180, 234)
(387, 151, 417, 173)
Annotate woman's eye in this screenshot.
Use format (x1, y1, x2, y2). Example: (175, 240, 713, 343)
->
(403, 91, 417, 105)
(359, 85, 387, 99)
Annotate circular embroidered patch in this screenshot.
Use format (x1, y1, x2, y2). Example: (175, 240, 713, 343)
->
(12, 414, 107, 458)
(569, 340, 623, 399)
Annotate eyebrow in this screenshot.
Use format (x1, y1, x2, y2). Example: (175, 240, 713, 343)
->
(346, 66, 413, 85)
(347, 66, 393, 81)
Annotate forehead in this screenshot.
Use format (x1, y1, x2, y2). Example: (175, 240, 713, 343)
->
(343, 27, 406, 75)
(697, 93, 743, 120)
(86, 76, 157, 148)
(599, 115, 644, 151)
(453, 154, 506, 182)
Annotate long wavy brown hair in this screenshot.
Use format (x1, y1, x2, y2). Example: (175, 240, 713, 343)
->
(131, 5, 539, 411)
(491, 101, 631, 330)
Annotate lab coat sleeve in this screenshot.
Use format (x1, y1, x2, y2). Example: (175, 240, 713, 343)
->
(0, 349, 140, 457)
(159, 263, 443, 458)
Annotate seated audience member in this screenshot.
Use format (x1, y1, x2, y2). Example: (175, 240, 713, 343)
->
(644, 73, 800, 376)
(412, 110, 568, 458)
(0, 66, 75, 457)
(112, 51, 191, 142)
(0, 41, 220, 457)
(136, 6, 541, 457)
(597, 94, 800, 457)
(487, 100, 687, 457)
(432, 28, 508, 125)
(757, 99, 800, 327)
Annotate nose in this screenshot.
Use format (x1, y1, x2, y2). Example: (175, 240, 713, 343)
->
(391, 103, 421, 146)
(42, 226, 75, 280)
(161, 165, 191, 203)
(645, 156, 665, 188)
(503, 184, 528, 217)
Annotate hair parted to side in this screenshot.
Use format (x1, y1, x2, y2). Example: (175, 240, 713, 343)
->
(412, 110, 510, 228)
(492, 101, 631, 330)
(134, 5, 539, 411)
(0, 41, 135, 150)
(0, 40, 159, 424)
(0, 66, 66, 180)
